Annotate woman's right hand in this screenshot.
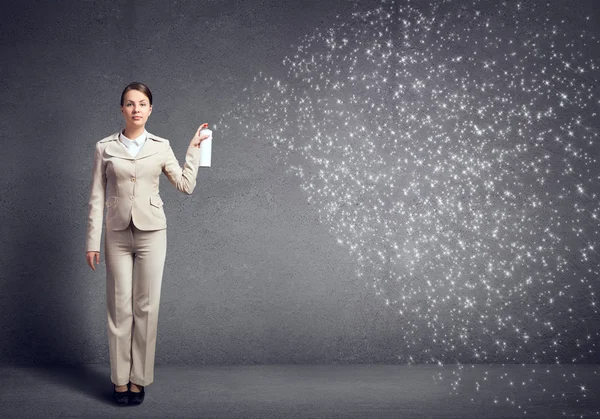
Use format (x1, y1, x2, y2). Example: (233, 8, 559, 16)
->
(86, 251, 100, 271)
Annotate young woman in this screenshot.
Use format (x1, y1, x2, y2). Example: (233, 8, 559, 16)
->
(85, 82, 211, 406)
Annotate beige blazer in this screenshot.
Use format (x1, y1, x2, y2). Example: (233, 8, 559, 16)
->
(86, 130, 201, 252)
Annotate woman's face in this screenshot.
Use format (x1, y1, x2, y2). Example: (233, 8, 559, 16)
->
(121, 89, 152, 127)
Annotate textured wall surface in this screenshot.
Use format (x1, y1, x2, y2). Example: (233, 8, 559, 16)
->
(2, 0, 600, 367)
(0, 0, 393, 366)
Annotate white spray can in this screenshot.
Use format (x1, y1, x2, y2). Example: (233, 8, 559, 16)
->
(199, 124, 212, 167)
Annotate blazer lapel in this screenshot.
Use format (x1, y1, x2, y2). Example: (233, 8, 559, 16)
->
(104, 133, 133, 160)
(135, 136, 162, 159)
(103, 131, 162, 160)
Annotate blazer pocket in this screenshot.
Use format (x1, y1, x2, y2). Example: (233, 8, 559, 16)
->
(150, 195, 164, 208)
(105, 196, 118, 208)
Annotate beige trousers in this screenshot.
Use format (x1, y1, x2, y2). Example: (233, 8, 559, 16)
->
(105, 219, 167, 386)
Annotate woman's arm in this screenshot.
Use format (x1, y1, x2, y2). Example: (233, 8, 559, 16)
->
(86, 142, 106, 252)
(162, 125, 210, 194)
(162, 140, 201, 194)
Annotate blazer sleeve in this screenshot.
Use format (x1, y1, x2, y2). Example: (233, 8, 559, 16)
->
(86, 142, 106, 252)
(162, 140, 201, 195)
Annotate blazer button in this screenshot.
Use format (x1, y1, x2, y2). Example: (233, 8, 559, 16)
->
(131, 177, 135, 182)
(130, 196, 134, 200)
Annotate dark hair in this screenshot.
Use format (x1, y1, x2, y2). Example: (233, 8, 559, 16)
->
(120, 82, 153, 106)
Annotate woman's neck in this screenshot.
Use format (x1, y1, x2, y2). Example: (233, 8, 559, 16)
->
(123, 125, 145, 139)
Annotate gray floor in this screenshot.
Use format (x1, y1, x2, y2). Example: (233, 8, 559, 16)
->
(1, 364, 599, 418)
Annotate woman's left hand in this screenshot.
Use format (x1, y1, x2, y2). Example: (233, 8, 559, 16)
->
(190, 123, 211, 148)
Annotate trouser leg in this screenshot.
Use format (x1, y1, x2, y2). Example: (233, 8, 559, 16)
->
(129, 224, 167, 386)
(105, 225, 135, 386)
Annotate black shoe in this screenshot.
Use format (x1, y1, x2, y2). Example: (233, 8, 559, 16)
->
(129, 384, 145, 405)
(113, 384, 129, 406)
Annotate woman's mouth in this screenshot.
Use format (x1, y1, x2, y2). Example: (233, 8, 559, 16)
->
(133, 116, 142, 120)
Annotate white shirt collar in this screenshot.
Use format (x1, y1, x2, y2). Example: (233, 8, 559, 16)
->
(119, 129, 147, 148)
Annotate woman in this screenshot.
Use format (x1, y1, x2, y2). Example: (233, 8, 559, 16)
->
(85, 82, 211, 406)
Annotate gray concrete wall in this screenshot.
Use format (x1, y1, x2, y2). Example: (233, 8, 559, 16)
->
(0, 0, 396, 366)
(1, 0, 599, 367)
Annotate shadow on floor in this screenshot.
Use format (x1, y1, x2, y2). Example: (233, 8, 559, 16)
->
(31, 363, 112, 405)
